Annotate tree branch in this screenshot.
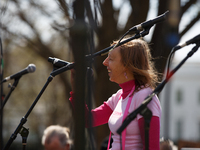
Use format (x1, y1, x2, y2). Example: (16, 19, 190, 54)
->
(56, 0, 70, 18)
(180, 11, 200, 38)
(124, 0, 149, 32)
(181, 0, 197, 17)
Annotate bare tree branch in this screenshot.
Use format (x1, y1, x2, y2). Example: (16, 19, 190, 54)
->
(56, 0, 72, 20)
(124, 0, 149, 32)
(181, 0, 197, 17)
(180, 11, 200, 38)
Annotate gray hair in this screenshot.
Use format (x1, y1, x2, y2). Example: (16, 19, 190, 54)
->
(42, 125, 73, 147)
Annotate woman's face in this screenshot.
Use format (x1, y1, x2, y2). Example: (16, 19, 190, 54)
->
(103, 47, 128, 84)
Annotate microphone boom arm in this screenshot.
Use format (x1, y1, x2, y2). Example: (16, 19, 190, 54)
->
(90, 28, 151, 58)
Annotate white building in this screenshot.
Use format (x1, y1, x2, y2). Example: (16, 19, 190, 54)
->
(160, 61, 200, 142)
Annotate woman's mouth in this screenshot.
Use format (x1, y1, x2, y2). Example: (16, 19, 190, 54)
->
(108, 70, 111, 76)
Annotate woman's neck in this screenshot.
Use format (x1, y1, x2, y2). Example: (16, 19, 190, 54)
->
(119, 80, 135, 99)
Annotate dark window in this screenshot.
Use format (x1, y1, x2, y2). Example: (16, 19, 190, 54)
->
(176, 89, 182, 103)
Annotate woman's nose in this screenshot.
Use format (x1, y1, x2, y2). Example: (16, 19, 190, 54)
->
(103, 57, 108, 66)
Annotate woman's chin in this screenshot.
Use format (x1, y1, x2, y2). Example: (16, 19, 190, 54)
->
(109, 78, 116, 83)
(109, 78, 113, 82)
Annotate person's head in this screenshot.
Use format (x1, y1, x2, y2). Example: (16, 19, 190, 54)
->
(42, 125, 72, 150)
(103, 38, 159, 91)
(160, 138, 173, 150)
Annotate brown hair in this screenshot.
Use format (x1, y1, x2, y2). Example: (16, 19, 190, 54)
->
(112, 38, 159, 91)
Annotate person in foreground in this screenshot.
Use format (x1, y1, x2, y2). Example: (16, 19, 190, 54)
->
(42, 125, 72, 150)
(70, 38, 162, 150)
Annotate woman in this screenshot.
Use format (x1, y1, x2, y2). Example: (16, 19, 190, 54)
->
(70, 38, 162, 150)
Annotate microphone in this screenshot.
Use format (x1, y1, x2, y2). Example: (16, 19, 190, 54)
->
(48, 57, 71, 68)
(1, 64, 36, 83)
(129, 11, 169, 32)
(173, 34, 200, 51)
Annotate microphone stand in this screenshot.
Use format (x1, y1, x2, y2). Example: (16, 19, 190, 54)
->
(3, 64, 71, 150)
(0, 77, 21, 111)
(116, 41, 200, 150)
(0, 34, 4, 150)
(0, 77, 29, 150)
(140, 107, 152, 150)
(86, 29, 96, 150)
(19, 127, 29, 150)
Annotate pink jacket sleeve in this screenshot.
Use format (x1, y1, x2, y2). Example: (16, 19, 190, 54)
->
(69, 91, 113, 127)
(138, 116, 160, 150)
